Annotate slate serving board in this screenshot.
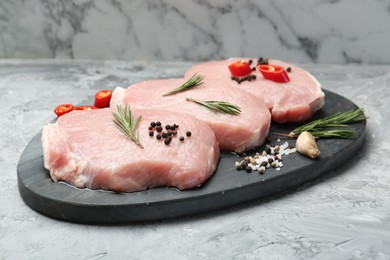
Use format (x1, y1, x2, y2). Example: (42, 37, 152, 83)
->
(17, 89, 366, 224)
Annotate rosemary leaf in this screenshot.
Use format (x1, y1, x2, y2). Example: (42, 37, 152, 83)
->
(186, 98, 241, 115)
(162, 73, 204, 96)
(112, 104, 144, 148)
(309, 129, 357, 138)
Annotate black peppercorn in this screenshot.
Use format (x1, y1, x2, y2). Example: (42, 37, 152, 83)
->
(150, 122, 156, 127)
(265, 147, 271, 154)
(170, 125, 176, 131)
(286, 67, 291, 72)
(149, 131, 154, 137)
(186, 131, 191, 137)
(179, 136, 185, 141)
(172, 131, 177, 136)
(156, 126, 163, 132)
(162, 132, 167, 138)
(156, 121, 161, 126)
(241, 161, 248, 168)
(164, 138, 171, 145)
(148, 126, 153, 130)
(156, 134, 162, 140)
(165, 125, 170, 130)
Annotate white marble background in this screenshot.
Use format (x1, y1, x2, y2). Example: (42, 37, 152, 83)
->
(0, 0, 390, 64)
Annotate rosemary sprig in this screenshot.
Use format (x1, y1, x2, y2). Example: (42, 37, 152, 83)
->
(288, 108, 367, 138)
(186, 97, 241, 115)
(112, 104, 144, 148)
(162, 73, 204, 96)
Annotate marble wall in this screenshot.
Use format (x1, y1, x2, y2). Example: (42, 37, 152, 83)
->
(0, 0, 389, 64)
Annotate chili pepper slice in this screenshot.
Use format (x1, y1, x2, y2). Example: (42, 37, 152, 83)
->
(94, 90, 112, 108)
(54, 104, 74, 117)
(74, 106, 97, 110)
(228, 61, 253, 77)
(257, 65, 290, 83)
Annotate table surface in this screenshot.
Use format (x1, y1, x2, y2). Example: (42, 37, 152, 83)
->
(1, 60, 389, 259)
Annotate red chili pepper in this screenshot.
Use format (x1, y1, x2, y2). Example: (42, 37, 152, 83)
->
(94, 90, 112, 108)
(54, 104, 74, 117)
(228, 61, 253, 77)
(74, 106, 97, 110)
(257, 65, 290, 83)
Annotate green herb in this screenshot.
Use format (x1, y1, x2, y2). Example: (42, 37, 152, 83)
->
(186, 97, 241, 115)
(288, 108, 367, 138)
(307, 129, 357, 138)
(162, 73, 204, 96)
(112, 104, 143, 148)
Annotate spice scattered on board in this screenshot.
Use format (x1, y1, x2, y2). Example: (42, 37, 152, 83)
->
(235, 141, 297, 174)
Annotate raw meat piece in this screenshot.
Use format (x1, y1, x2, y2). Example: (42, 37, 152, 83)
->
(42, 108, 219, 193)
(111, 78, 271, 153)
(185, 59, 325, 123)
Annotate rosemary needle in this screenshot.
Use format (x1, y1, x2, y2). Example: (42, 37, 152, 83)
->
(162, 73, 204, 96)
(112, 104, 144, 148)
(186, 97, 241, 115)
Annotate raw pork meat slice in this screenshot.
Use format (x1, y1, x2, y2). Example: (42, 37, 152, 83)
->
(111, 79, 271, 153)
(42, 108, 219, 193)
(185, 59, 325, 123)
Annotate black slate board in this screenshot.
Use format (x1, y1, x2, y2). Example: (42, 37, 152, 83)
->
(17, 90, 366, 224)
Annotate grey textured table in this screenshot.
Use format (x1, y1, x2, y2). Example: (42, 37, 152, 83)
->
(1, 60, 389, 259)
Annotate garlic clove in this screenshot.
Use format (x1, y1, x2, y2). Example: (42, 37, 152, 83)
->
(296, 131, 321, 159)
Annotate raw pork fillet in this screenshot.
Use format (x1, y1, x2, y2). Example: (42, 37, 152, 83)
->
(42, 108, 219, 193)
(185, 59, 325, 123)
(111, 79, 271, 153)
